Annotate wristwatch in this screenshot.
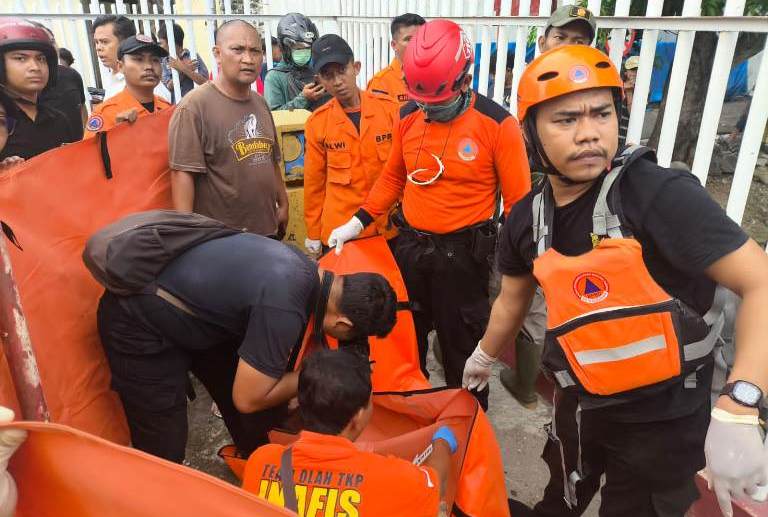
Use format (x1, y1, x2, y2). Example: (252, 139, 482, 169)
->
(720, 380, 764, 408)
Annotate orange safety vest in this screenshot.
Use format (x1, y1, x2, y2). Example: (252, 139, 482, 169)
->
(532, 146, 724, 398)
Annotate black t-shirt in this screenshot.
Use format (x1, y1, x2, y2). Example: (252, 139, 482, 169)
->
(40, 65, 86, 141)
(140, 101, 155, 113)
(0, 94, 78, 160)
(157, 233, 319, 379)
(498, 159, 748, 421)
(346, 109, 361, 132)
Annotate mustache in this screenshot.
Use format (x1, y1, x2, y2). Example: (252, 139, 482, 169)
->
(567, 148, 608, 161)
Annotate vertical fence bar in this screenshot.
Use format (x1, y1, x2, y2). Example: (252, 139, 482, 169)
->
(477, 23, 492, 97)
(365, 22, 374, 87)
(655, 0, 702, 167)
(162, 0, 182, 103)
(264, 20, 274, 71)
(626, 0, 663, 144)
(587, 0, 602, 19)
(608, 0, 631, 69)
(139, 0, 151, 35)
(492, 24, 509, 107)
(180, 0, 198, 67)
(690, 0, 747, 184)
(206, 0, 218, 80)
(535, 0, 553, 58)
(509, 0, 532, 117)
(726, 45, 768, 224)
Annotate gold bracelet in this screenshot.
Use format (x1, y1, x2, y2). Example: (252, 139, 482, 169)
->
(711, 407, 760, 426)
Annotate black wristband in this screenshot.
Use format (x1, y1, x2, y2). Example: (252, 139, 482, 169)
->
(354, 208, 374, 228)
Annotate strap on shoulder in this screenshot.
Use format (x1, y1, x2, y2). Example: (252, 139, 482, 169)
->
(531, 181, 554, 257)
(280, 447, 299, 512)
(592, 145, 656, 239)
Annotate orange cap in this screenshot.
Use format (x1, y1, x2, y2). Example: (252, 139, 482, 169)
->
(517, 45, 623, 122)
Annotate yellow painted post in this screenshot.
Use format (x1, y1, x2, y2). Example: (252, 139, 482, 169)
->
(272, 109, 312, 252)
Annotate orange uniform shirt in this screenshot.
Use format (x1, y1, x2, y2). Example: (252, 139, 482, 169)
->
(367, 59, 410, 106)
(83, 88, 172, 139)
(242, 431, 441, 517)
(360, 93, 531, 234)
(303, 90, 400, 244)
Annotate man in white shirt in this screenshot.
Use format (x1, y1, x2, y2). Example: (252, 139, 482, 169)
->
(92, 14, 171, 103)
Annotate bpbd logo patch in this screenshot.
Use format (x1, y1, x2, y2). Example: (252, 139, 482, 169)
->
(573, 272, 609, 304)
(86, 114, 104, 132)
(457, 137, 478, 161)
(569, 65, 590, 84)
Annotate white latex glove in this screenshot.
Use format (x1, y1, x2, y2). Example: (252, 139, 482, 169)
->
(0, 407, 27, 517)
(462, 342, 497, 391)
(304, 238, 322, 255)
(327, 217, 363, 255)
(704, 409, 768, 517)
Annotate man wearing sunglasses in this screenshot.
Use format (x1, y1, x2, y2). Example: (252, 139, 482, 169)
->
(0, 18, 79, 162)
(303, 34, 400, 256)
(328, 20, 531, 409)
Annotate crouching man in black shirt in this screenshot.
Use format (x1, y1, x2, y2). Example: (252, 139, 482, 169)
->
(462, 46, 768, 517)
(97, 233, 396, 463)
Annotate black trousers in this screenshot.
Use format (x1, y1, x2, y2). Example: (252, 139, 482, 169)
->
(533, 390, 709, 517)
(392, 229, 491, 409)
(97, 291, 286, 463)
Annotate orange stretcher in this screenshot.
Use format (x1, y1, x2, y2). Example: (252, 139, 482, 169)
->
(3, 419, 295, 517)
(0, 109, 177, 442)
(221, 237, 510, 517)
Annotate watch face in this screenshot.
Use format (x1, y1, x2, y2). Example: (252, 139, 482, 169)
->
(733, 381, 762, 406)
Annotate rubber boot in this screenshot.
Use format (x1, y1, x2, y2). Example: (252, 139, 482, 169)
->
(500, 332, 541, 409)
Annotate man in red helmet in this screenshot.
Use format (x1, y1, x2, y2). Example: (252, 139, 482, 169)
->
(0, 18, 78, 161)
(463, 45, 768, 516)
(328, 20, 531, 409)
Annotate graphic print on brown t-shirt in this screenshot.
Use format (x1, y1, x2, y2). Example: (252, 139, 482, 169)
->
(168, 82, 282, 236)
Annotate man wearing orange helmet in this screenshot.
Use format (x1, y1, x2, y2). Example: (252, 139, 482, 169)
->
(462, 45, 768, 516)
(328, 20, 531, 409)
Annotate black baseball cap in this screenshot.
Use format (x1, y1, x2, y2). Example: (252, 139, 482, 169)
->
(311, 34, 354, 73)
(117, 34, 169, 60)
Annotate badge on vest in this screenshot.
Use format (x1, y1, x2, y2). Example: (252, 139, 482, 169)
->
(86, 114, 104, 132)
(573, 272, 609, 304)
(457, 138, 478, 161)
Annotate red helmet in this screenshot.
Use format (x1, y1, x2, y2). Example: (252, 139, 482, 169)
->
(0, 17, 58, 87)
(402, 20, 473, 104)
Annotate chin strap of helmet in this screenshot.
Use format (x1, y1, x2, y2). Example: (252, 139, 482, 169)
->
(312, 270, 335, 347)
(0, 84, 36, 106)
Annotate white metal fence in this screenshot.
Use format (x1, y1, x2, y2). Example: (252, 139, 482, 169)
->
(2, 0, 768, 244)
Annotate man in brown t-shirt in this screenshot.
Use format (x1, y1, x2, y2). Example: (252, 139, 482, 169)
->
(169, 19, 288, 237)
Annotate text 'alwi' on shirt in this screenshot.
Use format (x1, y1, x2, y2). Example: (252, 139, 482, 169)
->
(242, 431, 441, 517)
(303, 90, 400, 245)
(358, 93, 531, 234)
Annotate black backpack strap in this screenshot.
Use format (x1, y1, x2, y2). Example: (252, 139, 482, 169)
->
(592, 145, 656, 240)
(280, 447, 298, 512)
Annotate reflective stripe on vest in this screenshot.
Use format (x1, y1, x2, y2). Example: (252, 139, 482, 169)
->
(532, 146, 722, 395)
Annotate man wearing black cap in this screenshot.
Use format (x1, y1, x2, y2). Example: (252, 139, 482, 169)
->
(302, 34, 400, 256)
(84, 34, 172, 138)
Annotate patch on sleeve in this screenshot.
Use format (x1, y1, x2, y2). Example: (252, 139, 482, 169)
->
(86, 114, 104, 132)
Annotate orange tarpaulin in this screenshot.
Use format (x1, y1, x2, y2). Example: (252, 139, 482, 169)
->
(223, 238, 509, 516)
(0, 109, 175, 442)
(311, 236, 430, 392)
(4, 420, 294, 517)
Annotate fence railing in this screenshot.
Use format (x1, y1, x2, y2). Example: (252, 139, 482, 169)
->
(2, 0, 767, 247)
